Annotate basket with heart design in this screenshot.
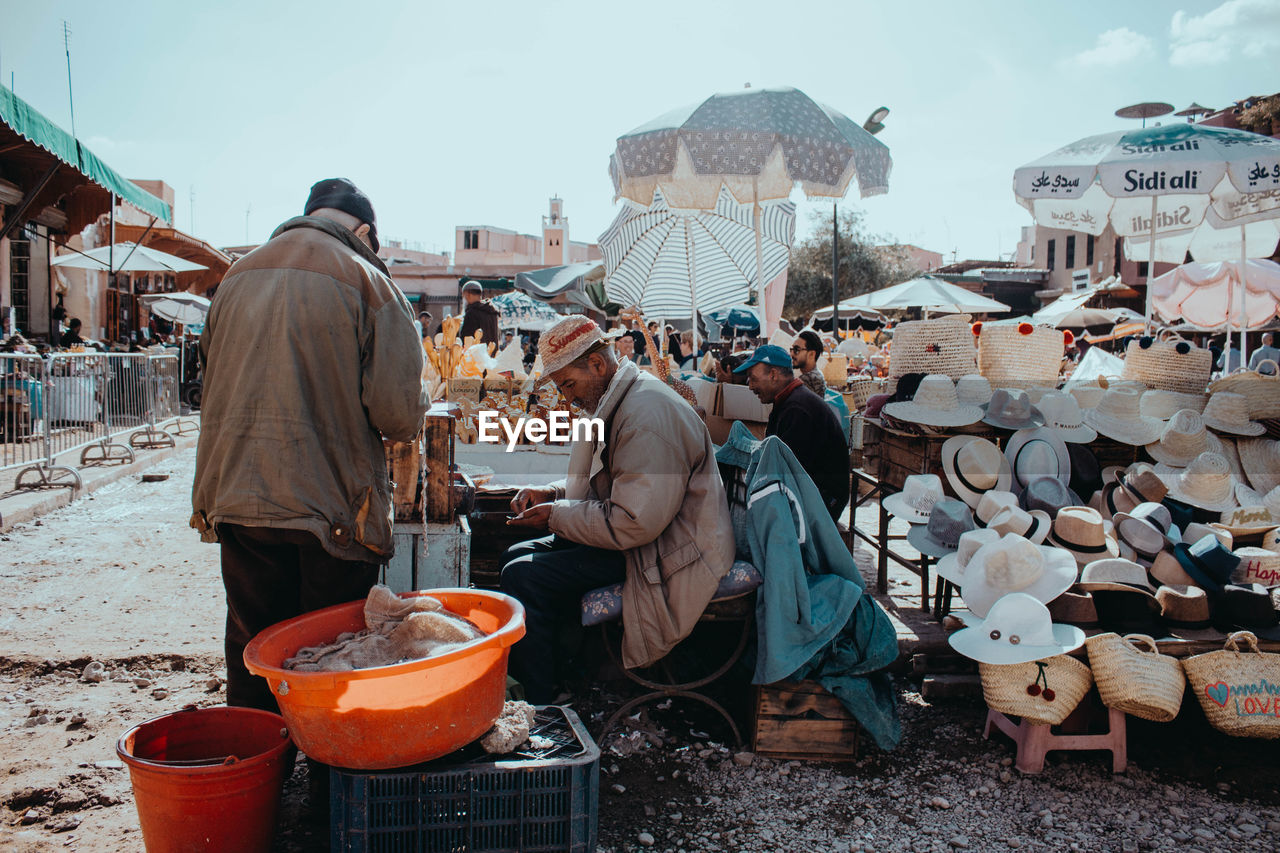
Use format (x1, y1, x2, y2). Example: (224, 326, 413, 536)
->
(1183, 631, 1280, 739)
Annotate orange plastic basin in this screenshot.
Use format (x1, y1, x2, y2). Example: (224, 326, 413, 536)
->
(243, 588, 525, 770)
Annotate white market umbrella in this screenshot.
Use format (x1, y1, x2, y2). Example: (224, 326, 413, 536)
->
(489, 290, 563, 332)
(1014, 123, 1280, 359)
(841, 276, 1010, 316)
(599, 184, 794, 326)
(138, 292, 211, 325)
(51, 241, 207, 273)
(1031, 287, 1144, 329)
(1150, 259, 1280, 330)
(808, 302, 887, 329)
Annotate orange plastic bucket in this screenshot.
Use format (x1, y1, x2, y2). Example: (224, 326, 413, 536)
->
(243, 588, 525, 770)
(116, 706, 292, 853)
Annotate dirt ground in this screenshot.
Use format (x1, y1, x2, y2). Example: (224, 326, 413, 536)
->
(1, 447, 1279, 852)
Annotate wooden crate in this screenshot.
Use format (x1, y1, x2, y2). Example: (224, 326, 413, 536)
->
(752, 680, 861, 762)
(862, 421, 997, 495)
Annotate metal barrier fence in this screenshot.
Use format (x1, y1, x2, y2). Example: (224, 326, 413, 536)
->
(0, 352, 196, 493)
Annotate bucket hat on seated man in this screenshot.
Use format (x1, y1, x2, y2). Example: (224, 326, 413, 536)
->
(538, 316, 623, 375)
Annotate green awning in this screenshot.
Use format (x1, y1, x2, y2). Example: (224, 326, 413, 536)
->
(0, 85, 171, 223)
(458, 276, 513, 292)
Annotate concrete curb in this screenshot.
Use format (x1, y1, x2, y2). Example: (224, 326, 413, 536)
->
(0, 432, 200, 533)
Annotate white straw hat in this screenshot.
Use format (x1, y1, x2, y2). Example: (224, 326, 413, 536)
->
(976, 490, 1021, 525)
(956, 374, 994, 407)
(937, 528, 1002, 585)
(987, 505, 1052, 545)
(1005, 427, 1071, 491)
(942, 436, 1014, 508)
(1202, 392, 1265, 437)
(960, 534, 1078, 618)
(1079, 557, 1157, 595)
(883, 474, 945, 524)
(1082, 387, 1163, 446)
(948, 592, 1085, 665)
(883, 374, 984, 427)
(1140, 389, 1208, 421)
(1237, 438, 1280, 494)
(1236, 483, 1280, 520)
(1155, 451, 1238, 512)
(1064, 378, 1107, 410)
(1035, 390, 1097, 443)
(1145, 409, 1223, 468)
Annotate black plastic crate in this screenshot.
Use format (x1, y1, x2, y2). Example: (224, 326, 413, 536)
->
(330, 705, 599, 852)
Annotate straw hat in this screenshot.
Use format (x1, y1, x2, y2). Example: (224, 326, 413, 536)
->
(1035, 390, 1097, 444)
(884, 474, 945, 524)
(955, 374, 994, 407)
(981, 388, 1043, 430)
(942, 436, 1013, 508)
(1150, 549, 1199, 587)
(1144, 410, 1223, 468)
(1019, 476, 1082, 518)
(906, 498, 977, 558)
(1202, 391, 1265, 437)
(1171, 533, 1242, 592)
(1236, 483, 1280, 520)
(1112, 502, 1178, 562)
(960, 534, 1078, 618)
(1237, 438, 1280, 494)
(1215, 436, 1248, 483)
(948, 592, 1085, 665)
(1097, 463, 1168, 519)
(538, 316, 622, 375)
(1155, 452, 1238, 512)
(1216, 504, 1278, 538)
(1156, 584, 1212, 630)
(975, 490, 1021, 526)
(1232, 546, 1280, 587)
(987, 505, 1052, 545)
(1082, 387, 1163, 446)
(936, 528, 1002, 586)
(1047, 586, 1100, 628)
(1049, 506, 1120, 565)
(1005, 427, 1071, 491)
(1139, 389, 1208, 421)
(1064, 378, 1107, 410)
(1184, 521, 1233, 549)
(882, 374, 985, 427)
(1079, 557, 1157, 595)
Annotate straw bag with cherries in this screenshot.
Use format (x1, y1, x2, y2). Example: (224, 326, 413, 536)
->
(887, 316, 976, 394)
(1121, 334, 1212, 395)
(977, 322, 1065, 390)
(1207, 360, 1280, 419)
(1085, 633, 1185, 722)
(1183, 631, 1280, 739)
(978, 655, 1093, 726)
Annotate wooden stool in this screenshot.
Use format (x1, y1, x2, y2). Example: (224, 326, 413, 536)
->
(982, 696, 1127, 774)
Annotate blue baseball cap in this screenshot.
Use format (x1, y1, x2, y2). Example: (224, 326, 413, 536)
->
(733, 344, 792, 373)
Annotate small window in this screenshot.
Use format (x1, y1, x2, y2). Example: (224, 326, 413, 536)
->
(1138, 261, 1149, 279)
(1046, 239, 1056, 271)
(1114, 238, 1122, 275)
(1086, 234, 1095, 266)
(1065, 235, 1075, 269)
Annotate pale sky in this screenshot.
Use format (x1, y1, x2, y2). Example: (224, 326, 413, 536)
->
(3, 0, 1278, 262)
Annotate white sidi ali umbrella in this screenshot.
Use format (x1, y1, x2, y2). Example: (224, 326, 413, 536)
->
(842, 276, 1010, 316)
(51, 241, 207, 273)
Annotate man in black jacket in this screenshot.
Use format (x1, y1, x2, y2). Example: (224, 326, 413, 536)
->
(459, 280, 500, 346)
(737, 345, 849, 521)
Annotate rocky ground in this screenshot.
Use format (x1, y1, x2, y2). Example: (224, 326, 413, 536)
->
(1, 446, 1278, 852)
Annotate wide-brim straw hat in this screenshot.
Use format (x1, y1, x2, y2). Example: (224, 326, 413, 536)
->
(882, 374, 984, 427)
(942, 435, 1013, 508)
(948, 592, 1085, 665)
(1145, 409, 1224, 468)
(1202, 391, 1265, 437)
(1005, 427, 1071, 491)
(1155, 452, 1238, 512)
(961, 534, 1078, 618)
(1237, 438, 1280, 493)
(1140, 389, 1208, 421)
(1232, 546, 1280, 587)
(1156, 584, 1212, 629)
(1083, 387, 1163, 446)
(538, 316, 622, 375)
(1079, 557, 1158, 595)
(1049, 506, 1120, 565)
(1236, 483, 1280, 521)
(1217, 505, 1278, 538)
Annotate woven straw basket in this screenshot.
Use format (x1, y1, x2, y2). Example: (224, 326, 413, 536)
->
(1183, 631, 1280, 739)
(822, 354, 850, 387)
(1122, 337, 1212, 395)
(1085, 633, 1185, 722)
(1207, 360, 1280, 419)
(887, 317, 976, 394)
(978, 325, 1064, 389)
(846, 377, 881, 411)
(979, 655, 1093, 726)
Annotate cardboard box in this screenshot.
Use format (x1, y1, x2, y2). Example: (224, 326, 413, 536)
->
(705, 414, 766, 446)
(715, 382, 772, 422)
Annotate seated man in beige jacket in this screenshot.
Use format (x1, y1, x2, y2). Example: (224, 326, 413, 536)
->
(503, 317, 734, 703)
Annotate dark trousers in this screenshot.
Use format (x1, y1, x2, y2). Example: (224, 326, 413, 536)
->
(499, 535, 625, 704)
(218, 523, 381, 714)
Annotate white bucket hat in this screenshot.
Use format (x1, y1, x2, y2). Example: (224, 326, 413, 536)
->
(987, 505, 1052, 545)
(1202, 392, 1265, 437)
(942, 435, 1013, 508)
(883, 474, 945, 524)
(1145, 409, 1223, 468)
(1155, 452, 1238, 512)
(883, 374, 984, 427)
(948, 592, 1086, 665)
(937, 528, 1002, 585)
(1005, 427, 1071, 491)
(1082, 387, 1163, 446)
(960, 534, 1078, 618)
(1035, 390, 1097, 443)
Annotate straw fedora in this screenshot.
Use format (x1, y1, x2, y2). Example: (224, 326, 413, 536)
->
(1217, 505, 1278, 538)
(1079, 557, 1157, 595)
(955, 374, 994, 407)
(1047, 586, 1100, 628)
(1083, 387, 1163, 446)
(1232, 546, 1280, 587)
(975, 490, 1021, 526)
(1035, 390, 1097, 443)
(1050, 506, 1120, 565)
(1005, 427, 1071, 491)
(1019, 476, 1082, 518)
(961, 534, 1078, 618)
(948, 592, 1086, 665)
(981, 388, 1043, 430)
(1150, 549, 1199, 587)
(883, 374, 985, 427)
(1145, 409, 1223, 468)
(1183, 521, 1233, 550)
(1097, 463, 1168, 519)
(906, 498, 976, 558)
(1237, 438, 1280, 494)
(942, 436, 1013, 508)
(1171, 533, 1242, 592)
(1156, 584, 1212, 630)
(1202, 391, 1265, 437)
(987, 505, 1052, 545)
(1155, 452, 1238, 513)
(1112, 502, 1179, 562)
(883, 474, 945, 524)
(1139, 389, 1208, 421)
(538, 316, 622, 375)
(936, 528, 1002, 586)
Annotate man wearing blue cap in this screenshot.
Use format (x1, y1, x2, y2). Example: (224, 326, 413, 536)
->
(737, 345, 849, 521)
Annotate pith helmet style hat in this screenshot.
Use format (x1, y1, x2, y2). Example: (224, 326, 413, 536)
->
(304, 177, 380, 252)
(884, 474, 946, 524)
(987, 505, 1052, 545)
(937, 528, 1002, 586)
(539, 316, 623, 375)
(1047, 585, 1100, 628)
(1036, 390, 1097, 443)
(1112, 502, 1178, 561)
(1079, 557, 1157, 595)
(1155, 452, 1238, 513)
(1050, 506, 1121, 565)
(960, 534, 1078, 619)
(1005, 427, 1071, 491)
(982, 388, 1044, 430)
(956, 374, 994, 407)
(1157, 584, 1212, 629)
(976, 490, 1021, 526)
(942, 436, 1013, 508)
(1232, 547, 1280, 587)
(1172, 533, 1242, 593)
(906, 498, 976, 558)
(1202, 391, 1266, 437)
(1237, 438, 1280, 494)
(1020, 476, 1083, 518)
(1083, 387, 1163, 446)
(1140, 389, 1208, 421)
(1212, 584, 1280, 640)
(948, 592, 1086, 665)
(1146, 410, 1223, 468)
(883, 374, 985, 427)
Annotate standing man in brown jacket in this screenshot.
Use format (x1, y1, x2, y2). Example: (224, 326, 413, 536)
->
(503, 316, 734, 702)
(192, 178, 428, 713)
